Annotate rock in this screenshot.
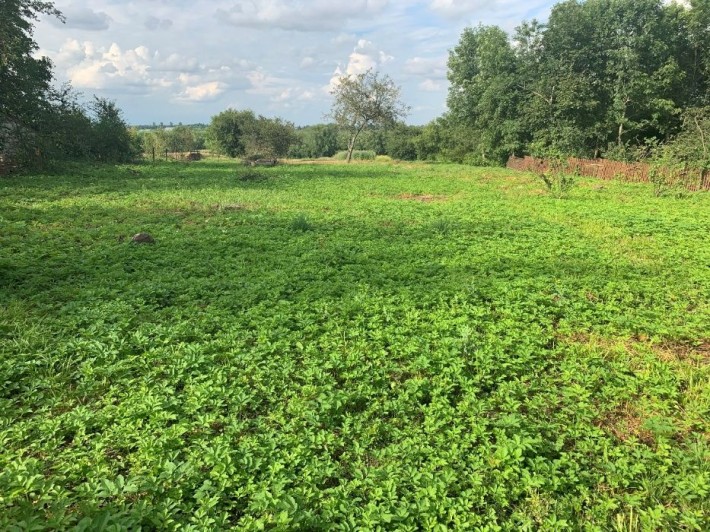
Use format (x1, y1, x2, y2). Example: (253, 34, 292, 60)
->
(131, 232, 155, 244)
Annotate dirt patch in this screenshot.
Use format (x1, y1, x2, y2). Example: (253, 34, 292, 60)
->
(650, 340, 710, 365)
(596, 402, 655, 445)
(394, 193, 447, 202)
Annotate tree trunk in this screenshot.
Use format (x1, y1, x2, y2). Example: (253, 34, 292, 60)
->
(346, 126, 365, 163)
(346, 137, 355, 163)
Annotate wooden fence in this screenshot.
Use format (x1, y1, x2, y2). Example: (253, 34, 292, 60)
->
(506, 155, 710, 191)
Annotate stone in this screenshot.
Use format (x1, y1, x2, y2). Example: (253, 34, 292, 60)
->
(131, 232, 155, 244)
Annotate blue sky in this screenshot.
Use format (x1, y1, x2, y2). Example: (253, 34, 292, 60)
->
(35, 0, 557, 126)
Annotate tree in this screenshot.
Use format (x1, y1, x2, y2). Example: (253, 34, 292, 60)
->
(243, 116, 295, 158)
(207, 109, 256, 157)
(207, 109, 295, 159)
(0, 1, 63, 163)
(329, 69, 409, 163)
(89, 97, 137, 162)
(448, 25, 523, 164)
(385, 124, 420, 160)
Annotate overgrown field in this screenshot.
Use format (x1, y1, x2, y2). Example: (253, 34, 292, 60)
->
(1, 160, 708, 530)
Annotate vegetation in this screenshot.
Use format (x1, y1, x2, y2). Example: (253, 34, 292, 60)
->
(140, 125, 207, 160)
(207, 109, 296, 160)
(0, 0, 62, 162)
(440, 0, 710, 164)
(1, 159, 708, 529)
(1, 2, 138, 169)
(1, 2, 708, 525)
(329, 69, 409, 163)
(333, 149, 376, 161)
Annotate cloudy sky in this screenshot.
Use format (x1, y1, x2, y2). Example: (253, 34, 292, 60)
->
(35, 0, 557, 126)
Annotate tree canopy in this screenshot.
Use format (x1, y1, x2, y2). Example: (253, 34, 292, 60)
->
(329, 69, 409, 163)
(0, 1, 62, 159)
(444, 0, 710, 163)
(207, 109, 295, 159)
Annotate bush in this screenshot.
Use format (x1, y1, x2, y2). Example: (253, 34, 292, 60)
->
(333, 150, 376, 161)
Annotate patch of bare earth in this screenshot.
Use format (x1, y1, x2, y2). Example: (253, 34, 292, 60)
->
(596, 402, 655, 445)
(650, 340, 710, 365)
(394, 193, 447, 202)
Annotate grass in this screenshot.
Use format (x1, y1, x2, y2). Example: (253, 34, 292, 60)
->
(0, 159, 708, 530)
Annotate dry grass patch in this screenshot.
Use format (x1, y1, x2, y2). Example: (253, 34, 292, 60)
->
(394, 193, 448, 202)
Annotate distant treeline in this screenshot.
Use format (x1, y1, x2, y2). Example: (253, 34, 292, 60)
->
(5, 0, 708, 173)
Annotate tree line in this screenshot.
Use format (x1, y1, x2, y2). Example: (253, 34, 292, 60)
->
(5, 0, 708, 171)
(439, 0, 710, 168)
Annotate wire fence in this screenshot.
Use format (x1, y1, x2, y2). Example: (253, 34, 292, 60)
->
(507, 155, 710, 191)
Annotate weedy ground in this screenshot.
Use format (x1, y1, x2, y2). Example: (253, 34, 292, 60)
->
(1, 160, 708, 530)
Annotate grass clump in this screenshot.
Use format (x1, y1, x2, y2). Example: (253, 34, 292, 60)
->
(536, 158, 578, 198)
(290, 213, 313, 231)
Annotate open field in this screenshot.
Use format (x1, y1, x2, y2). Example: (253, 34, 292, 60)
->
(1, 160, 708, 530)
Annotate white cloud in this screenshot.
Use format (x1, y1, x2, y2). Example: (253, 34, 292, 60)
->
(300, 57, 316, 69)
(34, 0, 557, 124)
(419, 79, 444, 91)
(327, 39, 394, 92)
(54, 39, 218, 95)
(179, 82, 227, 102)
(404, 56, 447, 76)
(429, 0, 487, 18)
(145, 16, 173, 30)
(216, 0, 390, 32)
(332, 33, 356, 45)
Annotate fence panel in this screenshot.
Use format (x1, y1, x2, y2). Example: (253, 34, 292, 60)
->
(506, 156, 709, 191)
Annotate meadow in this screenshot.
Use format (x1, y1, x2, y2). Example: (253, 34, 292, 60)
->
(0, 160, 708, 530)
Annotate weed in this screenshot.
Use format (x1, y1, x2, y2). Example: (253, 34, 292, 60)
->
(290, 213, 313, 231)
(430, 218, 451, 235)
(537, 158, 578, 198)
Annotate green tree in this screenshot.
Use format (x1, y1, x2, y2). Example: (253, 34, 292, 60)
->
(686, 0, 710, 105)
(448, 25, 523, 164)
(329, 69, 409, 163)
(207, 109, 256, 157)
(385, 124, 420, 160)
(89, 97, 136, 162)
(167, 125, 196, 153)
(0, 0, 63, 164)
(243, 116, 295, 158)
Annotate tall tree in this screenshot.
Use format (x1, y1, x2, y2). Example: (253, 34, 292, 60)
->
(686, 0, 710, 105)
(0, 1, 63, 162)
(207, 109, 295, 159)
(448, 25, 523, 163)
(89, 97, 136, 162)
(329, 69, 409, 163)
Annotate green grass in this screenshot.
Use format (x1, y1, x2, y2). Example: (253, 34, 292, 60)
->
(1, 159, 708, 530)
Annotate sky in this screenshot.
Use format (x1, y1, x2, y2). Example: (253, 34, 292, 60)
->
(35, 0, 557, 126)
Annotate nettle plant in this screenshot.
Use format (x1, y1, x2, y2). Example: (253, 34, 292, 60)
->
(535, 157, 578, 198)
